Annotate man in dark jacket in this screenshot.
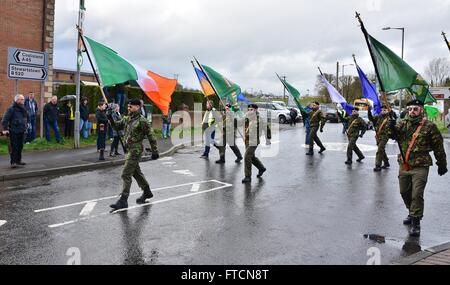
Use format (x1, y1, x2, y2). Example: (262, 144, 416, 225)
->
(24, 91, 38, 143)
(79, 97, 89, 139)
(2, 94, 29, 168)
(43, 96, 61, 143)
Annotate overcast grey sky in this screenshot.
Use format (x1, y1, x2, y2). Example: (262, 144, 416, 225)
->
(54, 0, 450, 96)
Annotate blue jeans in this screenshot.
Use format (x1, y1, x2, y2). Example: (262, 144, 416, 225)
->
(162, 122, 171, 138)
(80, 119, 89, 139)
(26, 116, 36, 142)
(45, 119, 61, 143)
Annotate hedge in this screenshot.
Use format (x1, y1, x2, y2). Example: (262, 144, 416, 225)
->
(56, 84, 221, 114)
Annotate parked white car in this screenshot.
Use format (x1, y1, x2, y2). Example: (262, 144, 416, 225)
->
(254, 102, 292, 124)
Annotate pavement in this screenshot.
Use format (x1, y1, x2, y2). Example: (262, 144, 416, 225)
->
(0, 123, 449, 265)
(0, 137, 185, 182)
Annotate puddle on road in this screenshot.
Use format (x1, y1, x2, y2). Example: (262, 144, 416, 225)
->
(363, 233, 422, 256)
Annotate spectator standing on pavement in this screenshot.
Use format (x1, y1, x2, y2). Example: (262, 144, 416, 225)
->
(388, 99, 447, 237)
(96, 101, 108, 161)
(79, 97, 90, 139)
(43, 96, 61, 143)
(162, 109, 172, 139)
(289, 108, 298, 126)
(24, 91, 38, 143)
(109, 103, 123, 157)
(2, 94, 29, 168)
(62, 101, 75, 138)
(115, 83, 125, 114)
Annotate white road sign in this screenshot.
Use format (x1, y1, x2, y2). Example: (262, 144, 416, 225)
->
(8, 64, 48, 81)
(7, 47, 48, 81)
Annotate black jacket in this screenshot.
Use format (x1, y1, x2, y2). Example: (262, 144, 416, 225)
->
(96, 109, 108, 125)
(80, 104, 89, 121)
(1, 103, 29, 134)
(43, 102, 59, 123)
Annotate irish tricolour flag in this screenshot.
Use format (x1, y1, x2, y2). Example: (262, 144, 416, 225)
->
(84, 36, 176, 115)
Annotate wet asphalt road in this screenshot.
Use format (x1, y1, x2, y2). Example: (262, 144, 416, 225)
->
(0, 123, 449, 265)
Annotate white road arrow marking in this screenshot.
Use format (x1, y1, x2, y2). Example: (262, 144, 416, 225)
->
(0, 220, 7, 227)
(79, 201, 97, 216)
(173, 169, 195, 176)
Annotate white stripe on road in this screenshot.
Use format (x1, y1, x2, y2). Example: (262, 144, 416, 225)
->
(48, 181, 232, 228)
(0, 220, 6, 227)
(173, 170, 195, 176)
(190, 183, 200, 192)
(34, 180, 217, 213)
(79, 201, 97, 216)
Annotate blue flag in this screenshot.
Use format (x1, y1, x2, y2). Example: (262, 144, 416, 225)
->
(355, 64, 382, 115)
(237, 93, 250, 104)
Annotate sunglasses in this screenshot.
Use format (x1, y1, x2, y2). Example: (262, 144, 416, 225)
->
(407, 106, 421, 112)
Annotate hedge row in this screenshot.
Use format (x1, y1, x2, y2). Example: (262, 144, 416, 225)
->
(55, 84, 222, 114)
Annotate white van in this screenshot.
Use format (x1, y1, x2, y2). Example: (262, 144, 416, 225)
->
(254, 102, 292, 124)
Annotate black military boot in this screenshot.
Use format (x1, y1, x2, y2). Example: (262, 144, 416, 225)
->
(403, 215, 413, 225)
(409, 218, 421, 237)
(215, 156, 225, 164)
(257, 168, 266, 178)
(318, 147, 326, 154)
(136, 187, 153, 204)
(305, 149, 314, 155)
(356, 156, 365, 162)
(110, 196, 128, 211)
(373, 166, 382, 172)
(99, 150, 105, 161)
(382, 162, 390, 169)
(345, 160, 352, 165)
(241, 177, 251, 184)
(235, 156, 243, 163)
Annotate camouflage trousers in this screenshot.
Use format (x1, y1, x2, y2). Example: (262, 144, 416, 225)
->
(346, 136, 364, 161)
(218, 134, 242, 159)
(308, 127, 325, 151)
(244, 146, 265, 177)
(399, 166, 429, 220)
(375, 138, 389, 167)
(121, 157, 150, 199)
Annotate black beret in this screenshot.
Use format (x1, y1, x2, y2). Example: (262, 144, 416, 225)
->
(314, 101, 320, 105)
(406, 99, 424, 107)
(128, 98, 142, 106)
(352, 107, 359, 111)
(248, 103, 258, 109)
(381, 105, 388, 109)
(225, 103, 231, 108)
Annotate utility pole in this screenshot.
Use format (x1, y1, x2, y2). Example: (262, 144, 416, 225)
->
(74, 0, 85, 149)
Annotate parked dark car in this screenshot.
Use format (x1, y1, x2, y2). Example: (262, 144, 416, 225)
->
(325, 108, 339, 123)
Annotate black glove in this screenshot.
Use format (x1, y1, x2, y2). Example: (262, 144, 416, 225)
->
(359, 134, 364, 138)
(388, 119, 396, 129)
(320, 128, 323, 133)
(438, 165, 448, 176)
(151, 151, 159, 160)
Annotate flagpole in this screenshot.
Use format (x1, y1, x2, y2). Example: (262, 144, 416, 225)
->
(356, 11, 406, 165)
(74, 0, 84, 149)
(193, 57, 245, 141)
(443, 32, 450, 52)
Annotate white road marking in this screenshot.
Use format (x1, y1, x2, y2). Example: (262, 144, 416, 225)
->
(159, 157, 173, 161)
(0, 220, 6, 227)
(365, 155, 397, 159)
(48, 181, 232, 228)
(301, 142, 378, 152)
(34, 180, 216, 213)
(79, 201, 97, 216)
(190, 183, 200, 192)
(162, 161, 176, 166)
(173, 169, 195, 176)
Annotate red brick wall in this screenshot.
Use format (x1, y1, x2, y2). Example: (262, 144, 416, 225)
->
(0, 0, 54, 117)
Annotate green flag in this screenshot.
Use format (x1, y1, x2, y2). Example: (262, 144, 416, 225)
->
(368, 34, 436, 103)
(85, 36, 138, 86)
(424, 105, 439, 119)
(201, 64, 241, 111)
(279, 77, 306, 113)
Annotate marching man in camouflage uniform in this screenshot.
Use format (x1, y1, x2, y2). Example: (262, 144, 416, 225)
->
(342, 107, 367, 165)
(368, 105, 393, 171)
(389, 99, 447, 237)
(108, 99, 159, 211)
(215, 103, 243, 164)
(242, 104, 270, 184)
(306, 102, 326, 155)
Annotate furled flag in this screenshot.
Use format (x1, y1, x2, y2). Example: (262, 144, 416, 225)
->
(355, 63, 382, 115)
(277, 75, 306, 113)
(194, 67, 215, 97)
(321, 75, 354, 115)
(200, 64, 241, 111)
(84, 36, 176, 115)
(367, 34, 436, 103)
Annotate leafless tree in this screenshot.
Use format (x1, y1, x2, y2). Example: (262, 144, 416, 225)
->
(425, 58, 450, 87)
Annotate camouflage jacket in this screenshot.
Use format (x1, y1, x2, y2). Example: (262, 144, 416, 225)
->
(244, 111, 271, 147)
(343, 115, 367, 139)
(309, 109, 326, 129)
(390, 115, 447, 168)
(111, 112, 154, 160)
(369, 113, 390, 142)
